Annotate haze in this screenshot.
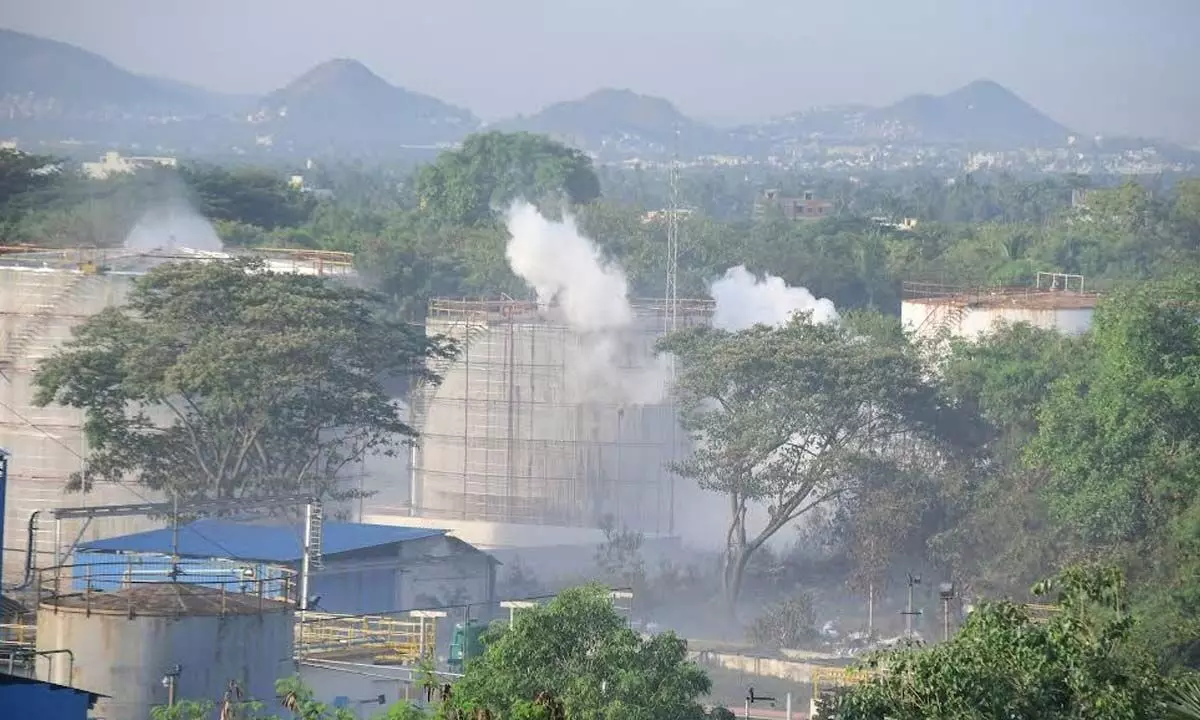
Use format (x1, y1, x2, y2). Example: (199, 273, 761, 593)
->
(4, 0, 1199, 143)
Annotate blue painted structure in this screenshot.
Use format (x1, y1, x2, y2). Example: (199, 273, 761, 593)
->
(0, 672, 104, 720)
(73, 520, 495, 616)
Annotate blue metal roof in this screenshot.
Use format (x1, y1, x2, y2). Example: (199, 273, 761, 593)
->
(77, 519, 447, 563)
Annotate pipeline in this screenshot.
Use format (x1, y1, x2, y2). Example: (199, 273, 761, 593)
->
(3, 510, 39, 592)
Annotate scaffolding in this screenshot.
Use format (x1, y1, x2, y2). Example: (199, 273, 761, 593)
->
(411, 297, 714, 535)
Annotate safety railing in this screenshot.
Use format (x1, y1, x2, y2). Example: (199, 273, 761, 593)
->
(295, 611, 438, 664)
(35, 558, 298, 616)
(0, 622, 36, 649)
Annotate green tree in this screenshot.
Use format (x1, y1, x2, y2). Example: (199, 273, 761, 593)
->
(449, 585, 711, 720)
(660, 313, 950, 608)
(822, 565, 1167, 720)
(181, 163, 314, 230)
(415, 132, 601, 226)
(34, 258, 454, 502)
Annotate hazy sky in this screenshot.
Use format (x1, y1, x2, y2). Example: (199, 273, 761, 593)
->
(5, 0, 1198, 142)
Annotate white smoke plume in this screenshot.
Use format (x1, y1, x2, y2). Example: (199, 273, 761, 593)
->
(504, 201, 668, 404)
(710, 265, 838, 330)
(505, 202, 632, 331)
(124, 202, 224, 254)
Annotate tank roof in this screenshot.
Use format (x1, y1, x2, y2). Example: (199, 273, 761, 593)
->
(78, 520, 448, 564)
(905, 289, 1100, 310)
(42, 582, 292, 616)
(902, 281, 1101, 310)
(427, 297, 716, 324)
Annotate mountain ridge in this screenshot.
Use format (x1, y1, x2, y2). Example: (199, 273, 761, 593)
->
(0, 27, 1160, 158)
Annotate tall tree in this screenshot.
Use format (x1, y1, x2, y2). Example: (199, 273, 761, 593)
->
(34, 258, 454, 502)
(415, 132, 601, 226)
(660, 313, 949, 608)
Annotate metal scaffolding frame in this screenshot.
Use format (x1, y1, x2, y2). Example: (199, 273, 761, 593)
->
(410, 297, 714, 535)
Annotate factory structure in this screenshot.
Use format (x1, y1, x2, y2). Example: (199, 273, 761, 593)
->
(901, 272, 1100, 342)
(379, 296, 714, 553)
(0, 244, 355, 584)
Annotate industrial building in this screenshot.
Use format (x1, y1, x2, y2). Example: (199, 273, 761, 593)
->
(0, 245, 355, 586)
(384, 296, 714, 552)
(901, 273, 1100, 343)
(73, 519, 498, 616)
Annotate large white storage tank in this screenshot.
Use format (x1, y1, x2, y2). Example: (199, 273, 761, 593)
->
(0, 247, 357, 585)
(404, 298, 713, 540)
(36, 568, 295, 720)
(901, 274, 1100, 343)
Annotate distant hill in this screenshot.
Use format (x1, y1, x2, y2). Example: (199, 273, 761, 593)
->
(744, 80, 1074, 150)
(0, 28, 224, 118)
(496, 88, 729, 160)
(251, 59, 479, 152)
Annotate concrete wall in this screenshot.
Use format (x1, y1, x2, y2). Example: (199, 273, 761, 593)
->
(299, 662, 439, 719)
(413, 314, 686, 535)
(1, 269, 163, 584)
(36, 603, 294, 720)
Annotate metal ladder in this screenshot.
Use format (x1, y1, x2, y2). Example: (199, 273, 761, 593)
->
(306, 502, 325, 570)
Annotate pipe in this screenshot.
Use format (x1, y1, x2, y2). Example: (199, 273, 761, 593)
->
(37, 649, 74, 685)
(3, 510, 39, 592)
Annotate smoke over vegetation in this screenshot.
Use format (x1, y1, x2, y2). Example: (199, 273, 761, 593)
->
(711, 265, 838, 330)
(504, 201, 670, 404)
(123, 201, 224, 254)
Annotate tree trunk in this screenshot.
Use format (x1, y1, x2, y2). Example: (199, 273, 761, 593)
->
(722, 544, 754, 616)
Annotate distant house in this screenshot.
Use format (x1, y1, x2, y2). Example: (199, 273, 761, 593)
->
(75, 520, 499, 616)
(81, 151, 177, 179)
(0, 673, 105, 719)
(755, 189, 834, 221)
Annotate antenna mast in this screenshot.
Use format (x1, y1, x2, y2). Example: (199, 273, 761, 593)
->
(665, 125, 680, 333)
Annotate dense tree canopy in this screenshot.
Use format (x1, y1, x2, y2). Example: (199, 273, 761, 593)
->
(823, 565, 1168, 720)
(414, 132, 601, 226)
(34, 258, 454, 502)
(449, 585, 711, 720)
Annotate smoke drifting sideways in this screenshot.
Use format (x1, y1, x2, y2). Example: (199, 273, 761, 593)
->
(710, 265, 838, 330)
(123, 202, 224, 255)
(504, 201, 671, 405)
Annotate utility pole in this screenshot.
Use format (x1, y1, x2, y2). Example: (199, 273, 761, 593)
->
(939, 582, 957, 642)
(902, 573, 922, 637)
(664, 124, 680, 334)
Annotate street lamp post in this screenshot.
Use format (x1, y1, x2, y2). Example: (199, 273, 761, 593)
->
(939, 582, 957, 642)
(161, 664, 182, 707)
(902, 573, 922, 637)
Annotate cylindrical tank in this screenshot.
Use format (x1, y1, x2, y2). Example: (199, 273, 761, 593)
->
(411, 299, 712, 535)
(37, 579, 295, 720)
(0, 264, 163, 584)
(901, 284, 1099, 343)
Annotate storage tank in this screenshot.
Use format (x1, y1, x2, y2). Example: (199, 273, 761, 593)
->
(901, 274, 1100, 343)
(0, 247, 358, 584)
(35, 563, 295, 720)
(409, 298, 713, 536)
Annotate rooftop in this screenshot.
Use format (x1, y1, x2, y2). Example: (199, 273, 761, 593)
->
(44, 582, 291, 616)
(0, 672, 107, 705)
(902, 281, 1101, 310)
(78, 520, 447, 564)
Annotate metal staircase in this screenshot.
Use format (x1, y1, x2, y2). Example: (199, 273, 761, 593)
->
(0, 273, 93, 372)
(934, 303, 970, 337)
(412, 319, 490, 418)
